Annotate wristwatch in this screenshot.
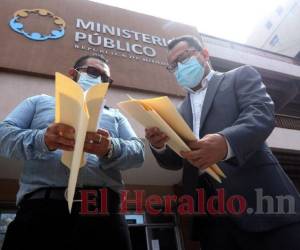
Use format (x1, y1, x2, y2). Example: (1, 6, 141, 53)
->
(103, 138, 114, 159)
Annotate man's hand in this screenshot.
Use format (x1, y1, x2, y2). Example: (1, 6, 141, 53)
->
(84, 128, 111, 157)
(145, 127, 169, 149)
(44, 123, 75, 151)
(180, 133, 228, 170)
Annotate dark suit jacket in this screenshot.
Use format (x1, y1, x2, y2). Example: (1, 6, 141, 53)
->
(151, 65, 300, 237)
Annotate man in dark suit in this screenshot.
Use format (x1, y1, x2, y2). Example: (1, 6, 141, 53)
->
(145, 35, 300, 250)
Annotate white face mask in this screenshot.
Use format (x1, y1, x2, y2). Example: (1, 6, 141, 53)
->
(175, 56, 205, 89)
(77, 72, 102, 91)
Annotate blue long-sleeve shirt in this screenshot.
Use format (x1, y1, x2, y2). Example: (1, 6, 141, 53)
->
(0, 94, 145, 205)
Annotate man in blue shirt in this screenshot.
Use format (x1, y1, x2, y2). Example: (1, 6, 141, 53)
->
(0, 55, 145, 250)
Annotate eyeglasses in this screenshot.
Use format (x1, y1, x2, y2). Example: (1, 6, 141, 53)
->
(75, 66, 114, 84)
(166, 49, 198, 73)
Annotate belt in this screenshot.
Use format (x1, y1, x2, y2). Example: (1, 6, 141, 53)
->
(24, 187, 113, 201)
(27, 187, 69, 200)
(22, 187, 120, 213)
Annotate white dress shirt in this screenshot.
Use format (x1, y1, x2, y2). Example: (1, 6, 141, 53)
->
(187, 70, 234, 160)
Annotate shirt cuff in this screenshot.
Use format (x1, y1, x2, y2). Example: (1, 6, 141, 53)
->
(224, 137, 234, 161)
(108, 138, 122, 160)
(198, 169, 205, 175)
(149, 143, 166, 153)
(35, 128, 51, 153)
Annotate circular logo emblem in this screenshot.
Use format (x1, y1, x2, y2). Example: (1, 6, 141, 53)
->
(9, 9, 66, 41)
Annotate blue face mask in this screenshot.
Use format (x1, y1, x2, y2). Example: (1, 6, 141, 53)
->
(77, 72, 102, 91)
(175, 57, 205, 89)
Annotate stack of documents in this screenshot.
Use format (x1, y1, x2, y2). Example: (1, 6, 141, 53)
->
(118, 96, 226, 183)
(55, 72, 109, 212)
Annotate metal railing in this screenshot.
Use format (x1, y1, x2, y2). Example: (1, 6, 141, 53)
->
(275, 114, 300, 130)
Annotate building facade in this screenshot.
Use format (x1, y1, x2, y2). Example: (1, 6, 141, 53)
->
(247, 0, 300, 60)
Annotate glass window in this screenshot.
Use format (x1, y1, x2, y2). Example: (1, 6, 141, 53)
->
(148, 227, 178, 250)
(125, 214, 145, 225)
(129, 226, 148, 250)
(269, 35, 279, 46)
(126, 212, 182, 250)
(266, 20, 273, 30)
(276, 6, 283, 15)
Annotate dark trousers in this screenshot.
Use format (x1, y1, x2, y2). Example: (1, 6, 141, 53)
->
(193, 176, 300, 250)
(196, 216, 300, 250)
(2, 188, 132, 250)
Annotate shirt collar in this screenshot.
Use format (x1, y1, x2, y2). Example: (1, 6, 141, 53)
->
(185, 70, 215, 94)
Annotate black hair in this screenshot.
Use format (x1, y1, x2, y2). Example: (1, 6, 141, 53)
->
(73, 54, 108, 69)
(167, 35, 203, 51)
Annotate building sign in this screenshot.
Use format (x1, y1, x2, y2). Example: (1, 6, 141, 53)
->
(74, 18, 169, 65)
(1, 0, 200, 96)
(9, 9, 65, 41)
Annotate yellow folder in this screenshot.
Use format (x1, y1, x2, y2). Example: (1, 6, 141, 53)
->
(118, 96, 226, 182)
(55, 72, 109, 212)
